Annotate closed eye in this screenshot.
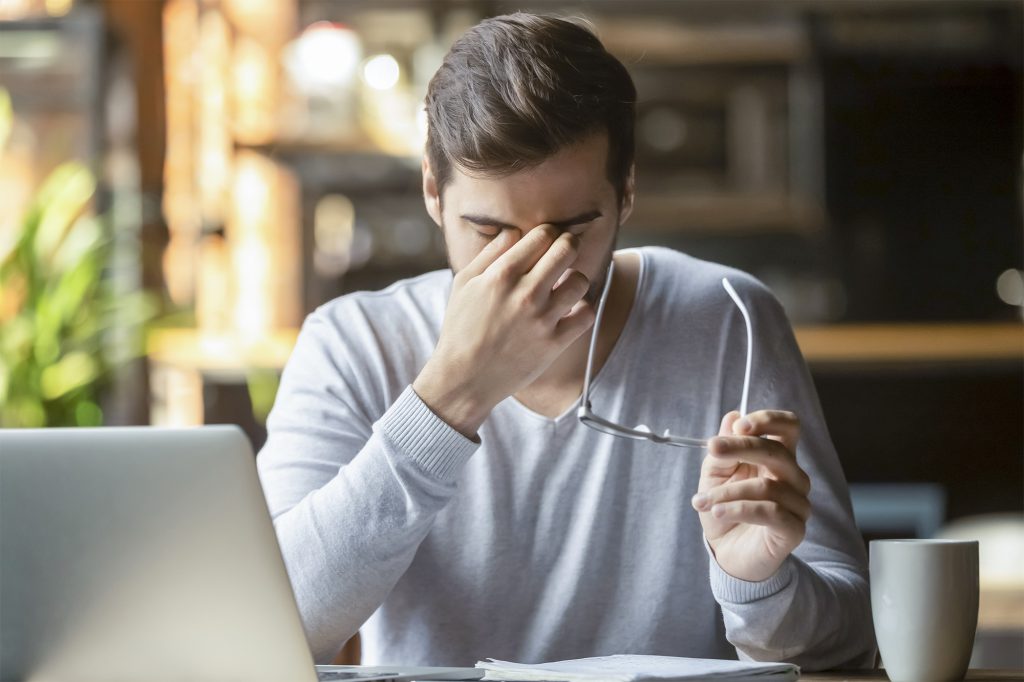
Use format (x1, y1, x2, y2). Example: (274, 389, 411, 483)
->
(461, 210, 602, 237)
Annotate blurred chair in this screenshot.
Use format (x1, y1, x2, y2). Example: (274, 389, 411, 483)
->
(848, 482, 947, 541)
(938, 513, 1024, 669)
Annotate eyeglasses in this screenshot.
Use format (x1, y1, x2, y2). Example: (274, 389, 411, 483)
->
(577, 258, 753, 449)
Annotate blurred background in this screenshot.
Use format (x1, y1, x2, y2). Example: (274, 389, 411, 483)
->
(0, 0, 1021, 668)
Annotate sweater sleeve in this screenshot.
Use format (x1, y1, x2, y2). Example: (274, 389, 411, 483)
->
(707, 280, 877, 671)
(256, 311, 478, 664)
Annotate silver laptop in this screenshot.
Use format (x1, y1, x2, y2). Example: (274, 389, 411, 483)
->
(0, 426, 484, 682)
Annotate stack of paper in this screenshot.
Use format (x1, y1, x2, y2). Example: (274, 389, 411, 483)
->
(476, 654, 799, 682)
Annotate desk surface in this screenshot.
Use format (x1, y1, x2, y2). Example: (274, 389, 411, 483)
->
(801, 671, 1023, 681)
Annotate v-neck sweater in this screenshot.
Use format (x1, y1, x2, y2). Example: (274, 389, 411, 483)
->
(257, 246, 875, 670)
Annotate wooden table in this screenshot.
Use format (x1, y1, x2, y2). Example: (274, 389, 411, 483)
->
(801, 671, 1023, 681)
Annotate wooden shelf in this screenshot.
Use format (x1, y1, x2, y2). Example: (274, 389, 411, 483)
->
(628, 192, 824, 235)
(147, 328, 299, 380)
(148, 323, 1023, 378)
(794, 323, 1023, 364)
(599, 20, 808, 65)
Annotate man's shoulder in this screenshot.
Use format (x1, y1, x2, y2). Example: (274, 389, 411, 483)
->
(638, 245, 772, 305)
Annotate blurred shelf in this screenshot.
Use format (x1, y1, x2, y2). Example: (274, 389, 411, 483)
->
(794, 323, 1023, 365)
(147, 328, 299, 381)
(236, 138, 421, 193)
(237, 134, 388, 157)
(599, 20, 809, 65)
(629, 192, 824, 234)
(148, 323, 1022, 380)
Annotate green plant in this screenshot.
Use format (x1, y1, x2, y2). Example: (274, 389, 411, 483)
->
(0, 88, 155, 427)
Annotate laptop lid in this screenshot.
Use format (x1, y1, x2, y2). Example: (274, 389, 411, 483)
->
(0, 425, 318, 682)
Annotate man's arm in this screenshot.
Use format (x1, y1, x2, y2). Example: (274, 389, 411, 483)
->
(258, 225, 595, 662)
(257, 313, 479, 663)
(692, 281, 876, 670)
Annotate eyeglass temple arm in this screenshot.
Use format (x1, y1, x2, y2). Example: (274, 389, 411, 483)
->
(581, 259, 616, 407)
(721, 277, 752, 418)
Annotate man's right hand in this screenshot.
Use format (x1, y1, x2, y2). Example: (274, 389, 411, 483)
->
(412, 224, 596, 439)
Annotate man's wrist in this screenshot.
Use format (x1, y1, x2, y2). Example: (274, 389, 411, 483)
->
(412, 364, 494, 439)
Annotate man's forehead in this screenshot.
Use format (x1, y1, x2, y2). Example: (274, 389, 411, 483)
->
(446, 165, 613, 222)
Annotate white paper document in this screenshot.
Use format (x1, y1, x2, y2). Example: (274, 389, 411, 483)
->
(476, 654, 799, 682)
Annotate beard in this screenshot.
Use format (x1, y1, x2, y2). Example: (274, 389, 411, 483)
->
(441, 215, 619, 310)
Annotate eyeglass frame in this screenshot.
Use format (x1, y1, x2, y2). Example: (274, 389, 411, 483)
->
(576, 257, 754, 449)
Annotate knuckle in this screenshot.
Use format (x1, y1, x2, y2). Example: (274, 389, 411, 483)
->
(549, 241, 574, 263)
(756, 477, 774, 497)
(514, 289, 539, 312)
(489, 265, 516, 287)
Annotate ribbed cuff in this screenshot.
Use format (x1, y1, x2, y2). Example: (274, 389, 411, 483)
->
(377, 385, 479, 482)
(704, 534, 796, 603)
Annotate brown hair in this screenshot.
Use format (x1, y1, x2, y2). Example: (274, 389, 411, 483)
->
(425, 13, 636, 204)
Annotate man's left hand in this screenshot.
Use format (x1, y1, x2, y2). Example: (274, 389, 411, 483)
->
(692, 410, 811, 583)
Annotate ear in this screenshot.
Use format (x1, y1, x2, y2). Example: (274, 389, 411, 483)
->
(618, 164, 636, 225)
(422, 156, 443, 228)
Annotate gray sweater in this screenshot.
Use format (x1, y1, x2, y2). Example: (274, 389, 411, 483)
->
(256, 246, 876, 670)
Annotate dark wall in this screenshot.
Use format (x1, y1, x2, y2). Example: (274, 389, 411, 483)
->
(817, 6, 1024, 322)
(814, 363, 1024, 520)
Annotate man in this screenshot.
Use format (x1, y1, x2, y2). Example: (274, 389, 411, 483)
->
(257, 13, 875, 671)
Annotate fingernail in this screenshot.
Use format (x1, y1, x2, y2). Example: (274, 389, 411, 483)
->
(692, 493, 709, 510)
(736, 417, 752, 433)
(712, 504, 725, 518)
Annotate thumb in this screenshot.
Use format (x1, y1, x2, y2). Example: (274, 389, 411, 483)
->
(699, 410, 744, 493)
(718, 410, 742, 438)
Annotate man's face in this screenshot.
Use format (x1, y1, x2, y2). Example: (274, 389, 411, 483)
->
(423, 131, 633, 305)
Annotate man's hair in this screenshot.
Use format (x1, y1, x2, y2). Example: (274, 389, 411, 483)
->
(425, 13, 637, 204)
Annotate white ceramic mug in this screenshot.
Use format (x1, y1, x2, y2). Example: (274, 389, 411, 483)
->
(870, 539, 979, 682)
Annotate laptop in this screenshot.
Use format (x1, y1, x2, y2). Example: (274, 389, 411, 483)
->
(0, 426, 484, 682)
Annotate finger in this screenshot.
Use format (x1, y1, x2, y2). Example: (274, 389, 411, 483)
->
(704, 499, 806, 540)
(553, 298, 595, 346)
(733, 409, 800, 455)
(547, 269, 589, 319)
(529, 231, 580, 292)
(490, 223, 562, 279)
(692, 476, 811, 521)
(719, 411, 741, 437)
(457, 227, 521, 281)
(699, 411, 743, 484)
(707, 436, 811, 495)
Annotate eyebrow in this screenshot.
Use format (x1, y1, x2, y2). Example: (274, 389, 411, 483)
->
(460, 209, 603, 231)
